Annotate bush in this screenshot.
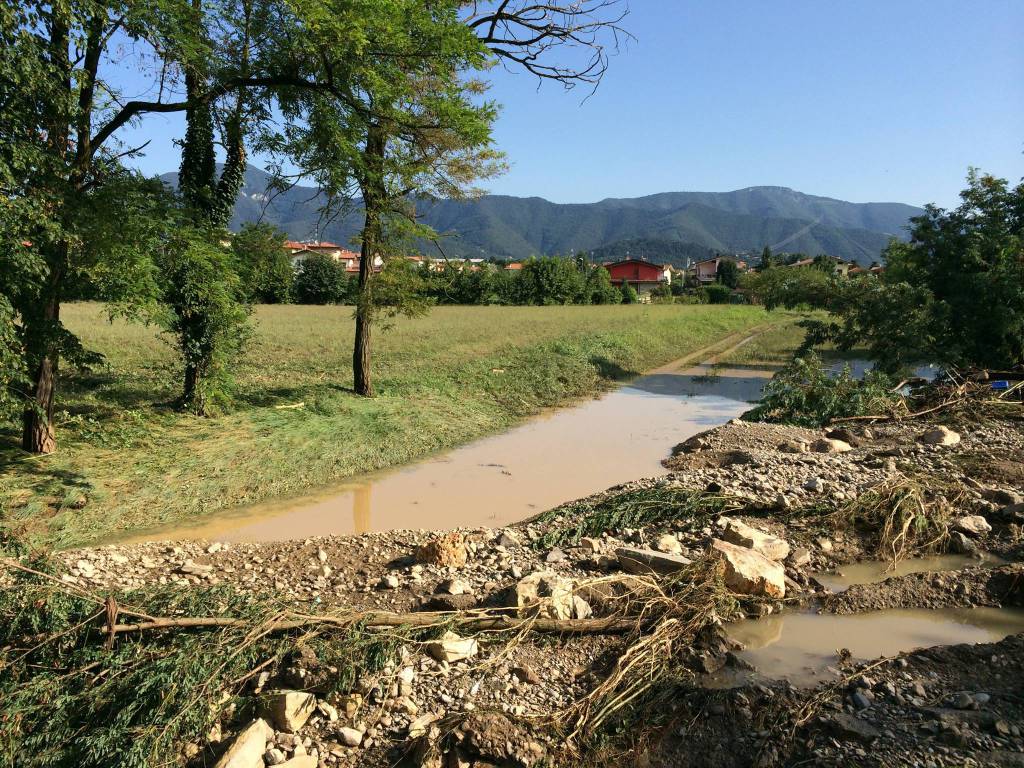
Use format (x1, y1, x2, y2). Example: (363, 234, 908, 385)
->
(619, 283, 639, 304)
(704, 283, 732, 304)
(743, 353, 901, 427)
(232, 223, 292, 303)
(293, 253, 350, 304)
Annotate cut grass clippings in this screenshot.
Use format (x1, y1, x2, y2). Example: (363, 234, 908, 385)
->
(0, 303, 796, 548)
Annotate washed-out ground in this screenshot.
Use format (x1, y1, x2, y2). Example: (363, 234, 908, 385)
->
(39, 404, 1024, 768)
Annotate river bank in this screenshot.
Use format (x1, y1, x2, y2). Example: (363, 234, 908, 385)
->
(28, 399, 1024, 767)
(0, 303, 781, 549)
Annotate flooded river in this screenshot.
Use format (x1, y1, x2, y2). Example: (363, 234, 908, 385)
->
(133, 360, 774, 543)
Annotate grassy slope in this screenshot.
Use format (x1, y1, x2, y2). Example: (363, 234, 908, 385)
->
(1, 303, 782, 548)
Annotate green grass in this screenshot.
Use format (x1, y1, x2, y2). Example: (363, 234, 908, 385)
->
(1, 303, 785, 548)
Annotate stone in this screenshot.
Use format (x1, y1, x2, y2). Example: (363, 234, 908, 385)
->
(496, 530, 521, 548)
(422, 593, 478, 611)
(851, 691, 872, 710)
(919, 426, 960, 446)
(825, 428, 860, 446)
(954, 515, 992, 536)
(513, 571, 573, 620)
(279, 758, 317, 768)
(949, 531, 978, 555)
(179, 561, 214, 577)
(615, 547, 692, 576)
(544, 547, 567, 563)
(655, 533, 683, 556)
(213, 718, 273, 768)
(787, 547, 812, 567)
(426, 631, 478, 662)
(439, 578, 471, 595)
(804, 477, 826, 493)
(512, 665, 540, 684)
(572, 595, 593, 619)
(810, 438, 853, 454)
(416, 534, 468, 568)
(263, 691, 317, 733)
(580, 536, 602, 552)
(815, 537, 834, 553)
(318, 702, 339, 722)
(264, 748, 287, 765)
(778, 440, 808, 454)
(709, 539, 786, 599)
(379, 574, 400, 590)
(720, 518, 790, 561)
(338, 727, 364, 747)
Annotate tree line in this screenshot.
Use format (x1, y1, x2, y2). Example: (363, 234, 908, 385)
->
(0, 0, 629, 454)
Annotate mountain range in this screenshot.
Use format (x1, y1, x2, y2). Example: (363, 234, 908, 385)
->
(161, 166, 924, 266)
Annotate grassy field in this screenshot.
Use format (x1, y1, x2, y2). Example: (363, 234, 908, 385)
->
(0, 303, 793, 548)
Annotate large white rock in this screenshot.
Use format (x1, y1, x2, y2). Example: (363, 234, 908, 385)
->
(278, 757, 317, 768)
(720, 518, 791, 561)
(919, 426, 960, 446)
(338, 727, 365, 747)
(655, 533, 683, 556)
(263, 690, 316, 733)
(709, 539, 786, 599)
(615, 547, 692, 575)
(513, 571, 574, 620)
(214, 719, 273, 768)
(426, 631, 478, 662)
(809, 438, 853, 454)
(955, 515, 992, 536)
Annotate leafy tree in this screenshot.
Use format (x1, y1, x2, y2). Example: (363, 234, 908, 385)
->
(584, 266, 622, 304)
(514, 257, 586, 305)
(741, 265, 834, 310)
(716, 259, 739, 288)
(233, 223, 292, 303)
(620, 283, 639, 304)
(293, 255, 348, 305)
(704, 283, 732, 304)
(806, 171, 1024, 372)
(155, 230, 251, 415)
(759, 245, 775, 270)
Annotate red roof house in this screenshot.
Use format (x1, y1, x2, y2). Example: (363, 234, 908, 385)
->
(603, 259, 671, 296)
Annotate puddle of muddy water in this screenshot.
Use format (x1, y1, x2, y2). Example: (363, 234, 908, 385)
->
(718, 607, 1024, 688)
(128, 360, 774, 543)
(812, 553, 1008, 593)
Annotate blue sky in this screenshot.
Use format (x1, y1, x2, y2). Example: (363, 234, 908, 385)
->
(120, 0, 1023, 209)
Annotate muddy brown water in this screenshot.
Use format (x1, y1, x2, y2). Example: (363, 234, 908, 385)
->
(720, 607, 1024, 688)
(128, 360, 774, 544)
(812, 553, 1008, 593)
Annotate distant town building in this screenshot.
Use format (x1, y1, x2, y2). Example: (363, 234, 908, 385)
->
(603, 258, 672, 296)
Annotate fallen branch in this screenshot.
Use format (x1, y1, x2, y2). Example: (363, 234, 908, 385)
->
(107, 609, 639, 637)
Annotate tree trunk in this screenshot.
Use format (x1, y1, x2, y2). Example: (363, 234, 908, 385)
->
(353, 124, 386, 397)
(183, 363, 203, 414)
(21, 294, 59, 454)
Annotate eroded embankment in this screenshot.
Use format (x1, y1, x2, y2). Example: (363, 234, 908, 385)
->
(4, 409, 1024, 768)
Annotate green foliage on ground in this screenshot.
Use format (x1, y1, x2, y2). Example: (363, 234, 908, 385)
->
(0, 304, 777, 547)
(743, 353, 900, 427)
(535, 486, 736, 549)
(0, 556, 410, 768)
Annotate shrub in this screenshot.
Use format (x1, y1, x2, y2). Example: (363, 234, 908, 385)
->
(743, 353, 901, 427)
(704, 283, 732, 304)
(293, 253, 349, 304)
(619, 283, 639, 304)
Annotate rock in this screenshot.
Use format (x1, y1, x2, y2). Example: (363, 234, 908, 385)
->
(810, 438, 853, 453)
(787, 547, 812, 567)
(338, 727, 365, 747)
(512, 665, 540, 684)
(919, 426, 960, 446)
(822, 713, 880, 742)
(379, 574, 400, 590)
(264, 747, 287, 765)
(572, 595, 593, 619)
(825, 428, 860, 447)
(950, 691, 975, 710)
(439, 578, 471, 595)
(804, 477, 826, 493)
(513, 571, 573, 620)
(426, 631, 479, 662)
(709, 540, 786, 598)
(949, 531, 978, 555)
(544, 547, 567, 563)
(263, 691, 317, 733)
(318, 702, 339, 722)
(496, 530, 521, 548)
(416, 533, 468, 568)
(179, 561, 214, 577)
(213, 718, 273, 768)
(995, 502, 1024, 523)
(422, 593, 478, 611)
(954, 515, 992, 536)
(279, 758, 317, 768)
(720, 518, 790, 561)
(615, 547, 692, 576)
(778, 440, 808, 454)
(815, 537, 834, 553)
(655, 533, 683, 556)
(851, 691, 872, 710)
(580, 536, 602, 552)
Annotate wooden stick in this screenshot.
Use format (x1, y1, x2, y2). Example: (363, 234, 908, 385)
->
(108, 610, 639, 637)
